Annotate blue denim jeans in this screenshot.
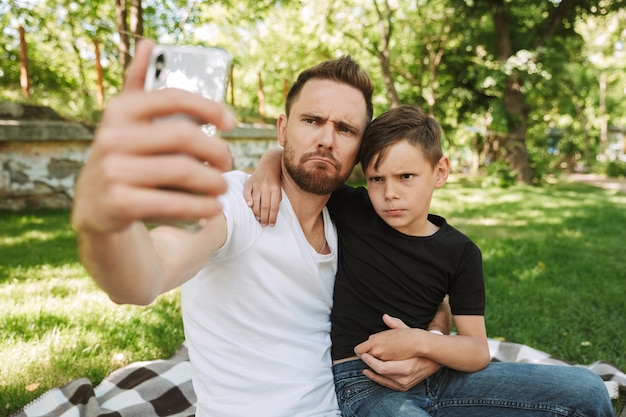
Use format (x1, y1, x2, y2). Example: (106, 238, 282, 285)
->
(333, 360, 614, 417)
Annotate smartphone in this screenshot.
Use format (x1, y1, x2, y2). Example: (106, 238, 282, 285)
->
(144, 44, 232, 136)
(144, 44, 232, 230)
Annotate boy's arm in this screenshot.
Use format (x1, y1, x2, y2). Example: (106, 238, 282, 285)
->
(243, 148, 283, 227)
(357, 314, 440, 392)
(355, 314, 490, 373)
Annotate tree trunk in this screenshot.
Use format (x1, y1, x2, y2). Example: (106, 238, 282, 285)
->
(229, 65, 235, 106)
(94, 38, 105, 109)
(599, 72, 608, 145)
(502, 78, 533, 183)
(130, 0, 143, 39)
(374, 0, 400, 107)
(283, 79, 289, 102)
(492, 5, 534, 184)
(257, 72, 266, 117)
(19, 26, 30, 99)
(115, 0, 130, 72)
(379, 49, 400, 108)
(424, 25, 448, 117)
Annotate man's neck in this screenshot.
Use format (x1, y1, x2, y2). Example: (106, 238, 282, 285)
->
(280, 173, 331, 234)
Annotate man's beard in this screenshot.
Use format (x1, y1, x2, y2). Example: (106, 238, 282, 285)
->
(283, 142, 349, 195)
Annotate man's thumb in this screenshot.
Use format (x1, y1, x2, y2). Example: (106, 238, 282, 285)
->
(382, 313, 409, 329)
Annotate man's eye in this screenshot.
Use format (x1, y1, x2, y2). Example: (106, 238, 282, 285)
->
(338, 125, 356, 135)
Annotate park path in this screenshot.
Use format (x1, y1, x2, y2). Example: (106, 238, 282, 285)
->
(563, 173, 626, 194)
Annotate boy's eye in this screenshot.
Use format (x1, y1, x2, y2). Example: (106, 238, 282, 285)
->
(369, 177, 383, 183)
(401, 174, 414, 179)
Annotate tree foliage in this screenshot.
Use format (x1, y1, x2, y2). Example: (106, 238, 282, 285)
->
(2, 0, 625, 180)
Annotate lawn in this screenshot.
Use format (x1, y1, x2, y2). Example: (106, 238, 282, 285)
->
(1, 176, 625, 415)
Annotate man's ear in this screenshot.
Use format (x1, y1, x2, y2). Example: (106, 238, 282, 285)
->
(277, 114, 287, 147)
(435, 156, 450, 188)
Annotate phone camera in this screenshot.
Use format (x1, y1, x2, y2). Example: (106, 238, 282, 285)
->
(155, 53, 165, 79)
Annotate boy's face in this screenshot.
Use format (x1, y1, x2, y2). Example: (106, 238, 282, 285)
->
(365, 139, 448, 236)
(278, 79, 368, 195)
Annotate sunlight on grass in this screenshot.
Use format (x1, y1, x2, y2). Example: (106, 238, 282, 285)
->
(3, 263, 85, 281)
(1, 229, 74, 246)
(462, 218, 529, 227)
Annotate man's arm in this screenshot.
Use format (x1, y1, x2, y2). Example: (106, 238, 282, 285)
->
(427, 295, 452, 335)
(71, 39, 235, 305)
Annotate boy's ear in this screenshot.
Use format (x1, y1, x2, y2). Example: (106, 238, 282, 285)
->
(435, 156, 450, 188)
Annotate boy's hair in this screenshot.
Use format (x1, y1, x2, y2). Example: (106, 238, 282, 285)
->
(285, 56, 374, 122)
(360, 105, 443, 171)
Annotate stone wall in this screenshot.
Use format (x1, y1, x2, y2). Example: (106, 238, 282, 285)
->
(0, 102, 278, 210)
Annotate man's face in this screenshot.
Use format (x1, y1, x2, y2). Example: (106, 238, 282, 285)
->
(278, 79, 368, 195)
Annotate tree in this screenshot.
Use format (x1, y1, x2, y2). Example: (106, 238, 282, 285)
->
(450, 0, 625, 183)
(115, 0, 143, 72)
(18, 25, 30, 98)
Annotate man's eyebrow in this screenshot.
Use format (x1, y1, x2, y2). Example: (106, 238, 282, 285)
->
(300, 112, 325, 121)
(300, 112, 360, 133)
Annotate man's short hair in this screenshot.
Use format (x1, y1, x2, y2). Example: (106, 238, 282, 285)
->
(285, 56, 374, 122)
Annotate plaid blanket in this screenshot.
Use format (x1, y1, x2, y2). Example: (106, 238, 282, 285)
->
(13, 340, 625, 417)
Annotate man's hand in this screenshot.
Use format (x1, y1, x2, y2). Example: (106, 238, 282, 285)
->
(355, 314, 441, 391)
(72, 39, 236, 235)
(428, 295, 452, 335)
(357, 353, 441, 392)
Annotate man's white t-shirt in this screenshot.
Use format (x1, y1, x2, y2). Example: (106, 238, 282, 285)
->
(181, 171, 340, 417)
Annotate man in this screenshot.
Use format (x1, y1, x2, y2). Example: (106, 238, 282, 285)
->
(72, 39, 442, 417)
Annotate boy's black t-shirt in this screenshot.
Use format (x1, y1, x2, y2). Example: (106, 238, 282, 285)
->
(327, 185, 485, 361)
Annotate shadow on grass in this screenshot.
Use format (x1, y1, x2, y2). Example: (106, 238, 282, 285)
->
(0, 210, 79, 283)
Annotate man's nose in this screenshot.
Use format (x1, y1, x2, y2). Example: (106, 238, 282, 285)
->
(317, 124, 335, 148)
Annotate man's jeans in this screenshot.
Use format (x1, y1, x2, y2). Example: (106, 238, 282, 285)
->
(333, 360, 614, 417)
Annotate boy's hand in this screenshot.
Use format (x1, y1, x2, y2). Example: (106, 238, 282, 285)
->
(243, 149, 283, 227)
(355, 314, 441, 391)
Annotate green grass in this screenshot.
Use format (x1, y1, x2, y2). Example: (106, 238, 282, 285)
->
(0, 210, 184, 415)
(1, 178, 625, 415)
(431, 178, 626, 373)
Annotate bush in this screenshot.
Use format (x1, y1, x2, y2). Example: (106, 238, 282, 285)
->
(604, 161, 626, 178)
(483, 161, 517, 188)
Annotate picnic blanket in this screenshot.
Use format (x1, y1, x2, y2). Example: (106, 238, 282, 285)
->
(13, 340, 626, 417)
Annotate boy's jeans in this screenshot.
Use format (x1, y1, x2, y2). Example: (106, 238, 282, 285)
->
(333, 360, 614, 417)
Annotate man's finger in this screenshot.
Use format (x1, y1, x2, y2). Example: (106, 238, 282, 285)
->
(123, 38, 156, 92)
(382, 313, 410, 329)
(103, 89, 236, 133)
(361, 369, 405, 391)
